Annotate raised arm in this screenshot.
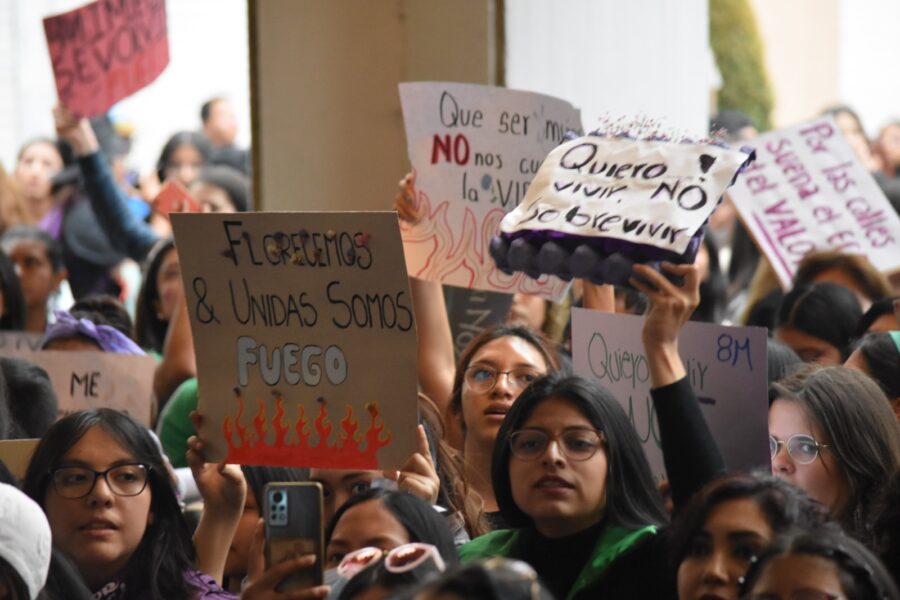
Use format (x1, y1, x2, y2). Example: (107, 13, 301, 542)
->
(581, 281, 616, 312)
(395, 174, 457, 436)
(154, 292, 197, 406)
(186, 421, 247, 585)
(53, 104, 159, 261)
(631, 262, 726, 511)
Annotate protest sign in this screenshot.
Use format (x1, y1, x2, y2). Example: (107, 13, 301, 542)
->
(444, 287, 514, 359)
(0, 350, 155, 425)
(0, 332, 43, 352)
(501, 135, 753, 256)
(728, 117, 900, 287)
(571, 308, 769, 480)
(399, 82, 582, 300)
(171, 213, 417, 469)
(43, 0, 169, 117)
(154, 179, 200, 216)
(0, 439, 39, 480)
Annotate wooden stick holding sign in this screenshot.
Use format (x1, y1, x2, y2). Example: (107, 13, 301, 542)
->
(399, 82, 583, 301)
(728, 117, 900, 288)
(43, 0, 169, 118)
(171, 213, 417, 470)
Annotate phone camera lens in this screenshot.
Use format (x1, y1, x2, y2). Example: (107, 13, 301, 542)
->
(273, 491, 284, 503)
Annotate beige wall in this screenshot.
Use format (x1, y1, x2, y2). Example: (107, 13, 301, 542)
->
(251, 0, 498, 211)
(750, 0, 840, 128)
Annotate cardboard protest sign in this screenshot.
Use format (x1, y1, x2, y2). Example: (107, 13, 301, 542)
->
(728, 117, 900, 287)
(0, 350, 155, 425)
(0, 439, 40, 480)
(0, 332, 43, 352)
(444, 287, 514, 359)
(154, 180, 200, 216)
(571, 308, 769, 480)
(43, 0, 169, 117)
(399, 82, 582, 300)
(171, 213, 417, 469)
(501, 135, 753, 256)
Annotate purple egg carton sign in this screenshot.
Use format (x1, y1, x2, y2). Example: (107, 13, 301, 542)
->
(491, 129, 755, 287)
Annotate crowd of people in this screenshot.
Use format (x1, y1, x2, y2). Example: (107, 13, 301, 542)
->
(0, 94, 898, 600)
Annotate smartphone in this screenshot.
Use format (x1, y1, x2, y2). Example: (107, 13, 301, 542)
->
(263, 482, 324, 591)
(153, 179, 200, 216)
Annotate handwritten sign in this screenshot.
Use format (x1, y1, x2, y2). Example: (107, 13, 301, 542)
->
(571, 308, 769, 480)
(43, 0, 169, 117)
(501, 136, 753, 255)
(0, 332, 43, 352)
(0, 351, 155, 425)
(445, 287, 513, 358)
(728, 117, 900, 287)
(399, 82, 582, 300)
(0, 439, 40, 480)
(171, 213, 417, 469)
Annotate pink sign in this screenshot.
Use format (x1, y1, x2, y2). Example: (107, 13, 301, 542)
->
(728, 118, 900, 287)
(43, 0, 169, 117)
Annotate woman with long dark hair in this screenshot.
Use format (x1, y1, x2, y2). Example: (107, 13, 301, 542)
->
(22, 409, 232, 598)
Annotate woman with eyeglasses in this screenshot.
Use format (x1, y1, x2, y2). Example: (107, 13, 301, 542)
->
(738, 525, 900, 600)
(769, 367, 900, 548)
(458, 263, 728, 599)
(450, 324, 561, 528)
(22, 408, 234, 599)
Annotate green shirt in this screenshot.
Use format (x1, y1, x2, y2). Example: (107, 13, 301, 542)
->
(156, 377, 198, 468)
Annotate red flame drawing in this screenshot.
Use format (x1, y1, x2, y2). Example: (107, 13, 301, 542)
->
(400, 186, 567, 297)
(222, 389, 392, 468)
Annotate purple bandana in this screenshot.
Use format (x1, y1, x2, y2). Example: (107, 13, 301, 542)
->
(42, 311, 145, 355)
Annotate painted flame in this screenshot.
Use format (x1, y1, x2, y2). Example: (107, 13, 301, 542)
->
(222, 390, 392, 469)
(400, 188, 567, 297)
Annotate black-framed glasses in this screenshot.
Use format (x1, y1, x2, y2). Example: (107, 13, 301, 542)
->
(464, 365, 542, 393)
(509, 428, 603, 461)
(769, 434, 830, 465)
(51, 464, 151, 499)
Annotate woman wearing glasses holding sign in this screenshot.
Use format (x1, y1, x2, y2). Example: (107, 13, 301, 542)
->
(22, 409, 234, 599)
(459, 263, 728, 599)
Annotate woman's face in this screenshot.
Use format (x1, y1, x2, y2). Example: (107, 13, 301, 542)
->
(677, 498, 774, 600)
(15, 141, 62, 201)
(324, 500, 411, 568)
(309, 469, 378, 524)
(506, 294, 546, 331)
(153, 248, 183, 322)
(880, 124, 900, 169)
(193, 182, 236, 213)
(164, 144, 204, 188)
(747, 553, 846, 599)
(774, 326, 842, 365)
(508, 397, 607, 538)
(224, 485, 259, 579)
(461, 336, 548, 445)
(769, 399, 847, 515)
(43, 426, 153, 590)
(2, 238, 61, 311)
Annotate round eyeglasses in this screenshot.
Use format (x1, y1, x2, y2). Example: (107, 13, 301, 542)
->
(464, 365, 542, 394)
(509, 429, 603, 461)
(51, 464, 151, 499)
(769, 434, 830, 465)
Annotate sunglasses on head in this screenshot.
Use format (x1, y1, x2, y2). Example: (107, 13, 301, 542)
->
(336, 543, 446, 580)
